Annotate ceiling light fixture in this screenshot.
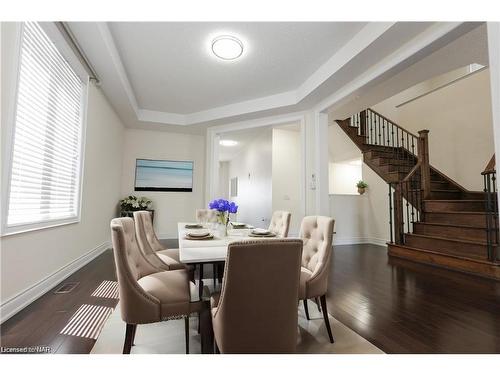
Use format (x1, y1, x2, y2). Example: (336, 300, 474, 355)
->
(219, 139, 238, 147)
(211, 35, 243, 60)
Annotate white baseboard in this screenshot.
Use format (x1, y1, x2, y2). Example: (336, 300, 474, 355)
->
(334, 237, 388, 247)
(0, 241, 110, 324)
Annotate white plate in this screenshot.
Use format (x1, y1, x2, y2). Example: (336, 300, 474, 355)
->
(187, 230, 210, 238)
(252, 228, 270, 235)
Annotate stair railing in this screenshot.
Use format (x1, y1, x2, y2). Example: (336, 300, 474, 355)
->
(388, 130, 431, 244)
(351, 108, 419, 168)
(482, 154, 498, 262)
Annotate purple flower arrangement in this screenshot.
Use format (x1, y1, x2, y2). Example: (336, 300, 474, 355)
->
(208, 198, 238, 226)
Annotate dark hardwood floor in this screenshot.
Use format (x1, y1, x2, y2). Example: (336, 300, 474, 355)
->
(2, 242, 499, 353)
(327, 244, 500, 353)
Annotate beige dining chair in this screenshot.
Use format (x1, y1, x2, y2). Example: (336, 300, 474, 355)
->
(110, 217, 202, 354)
(134, 211, 185, 270)
(195, 208, 219, 223)
(268, 211, 291, 237)
(210, 239, 303, 353)
(299, 215, 335, 343)
(134, 211, 185, 269)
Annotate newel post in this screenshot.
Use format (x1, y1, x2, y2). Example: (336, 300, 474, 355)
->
(418, 130, 431, 199)
(393, 182, 404, 245)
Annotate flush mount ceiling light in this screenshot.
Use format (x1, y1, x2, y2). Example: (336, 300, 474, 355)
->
(219, 139, 238, 147)
(211, 35, 243, 60)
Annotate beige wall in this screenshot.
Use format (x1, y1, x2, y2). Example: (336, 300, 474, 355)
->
(1, 83, 125, 311)
(373, 69, 494, 191)
(272, 127, 302, 235)
(121, 129, 206, 238)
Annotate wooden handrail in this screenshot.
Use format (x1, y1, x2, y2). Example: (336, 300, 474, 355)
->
(482, 154, 496, 175)
(367, 108, 419, 139)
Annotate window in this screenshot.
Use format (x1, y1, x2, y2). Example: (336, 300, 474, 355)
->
(329, 158, 362, 195)
(4, 22, 85, 233)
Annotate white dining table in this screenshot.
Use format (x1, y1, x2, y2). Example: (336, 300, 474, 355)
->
(178, 222, 266, 264)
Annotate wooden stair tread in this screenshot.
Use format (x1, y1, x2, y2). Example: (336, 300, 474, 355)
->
(424, 199, 485, 202)
(388, 243, 500, 266)
(424, 210, 489, 215)
(406, 233, 494, 246)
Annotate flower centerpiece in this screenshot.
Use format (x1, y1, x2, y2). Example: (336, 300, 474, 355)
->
(119, 195, 152, 214)
(208, 198, 238, 237)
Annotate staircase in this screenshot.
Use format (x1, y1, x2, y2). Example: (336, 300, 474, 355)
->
(335, 108, 500, 280)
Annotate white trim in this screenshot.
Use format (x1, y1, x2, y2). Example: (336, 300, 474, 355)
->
(0, 242, 110, 324)
(89, 22, 470, 128)
(333, 237, 388, 247)
(314, 111, 330, 215)
(487, 22, 500, 192)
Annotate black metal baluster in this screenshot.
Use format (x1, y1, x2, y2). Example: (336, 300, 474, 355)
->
(389, 183, 393, 243)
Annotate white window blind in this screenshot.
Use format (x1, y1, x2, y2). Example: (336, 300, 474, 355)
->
(6, 22, 85, 229)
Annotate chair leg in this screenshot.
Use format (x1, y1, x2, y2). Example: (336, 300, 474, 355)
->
(123, 323, 136, 354)
(320, 295, 334, 343)
(315, 297, 322, 312)
(214, 340, 220, 354)
(185, 316, 190, 354)
(131, 324, 137, 346)
(303, 299, 310, 320)
(212, 263, 217, 289)
(198, 264, 204, 300)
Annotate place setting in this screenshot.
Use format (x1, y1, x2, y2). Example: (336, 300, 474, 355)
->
(184, 229, 214, 240)
(248, 228, 277, 238)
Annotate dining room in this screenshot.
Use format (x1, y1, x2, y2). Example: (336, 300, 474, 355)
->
(2, 4, 500, 374)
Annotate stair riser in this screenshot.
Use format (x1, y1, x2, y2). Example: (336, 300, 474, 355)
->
(413, 223, 488, 242)
(424, 201, 486, 212)
(388, 244, 500, 280)
(424, 212, 488, 226)
(431, 181, 453, 190)
(404, 235, 489, 260)
(428, 191, 462, 200)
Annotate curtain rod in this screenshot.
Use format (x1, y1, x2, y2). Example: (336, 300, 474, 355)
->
(54, 22, 100, 84)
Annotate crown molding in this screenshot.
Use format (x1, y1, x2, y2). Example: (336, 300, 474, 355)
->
(93, 22, 467, 127)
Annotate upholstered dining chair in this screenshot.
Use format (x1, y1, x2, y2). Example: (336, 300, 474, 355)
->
(299, 216, 335, 343)
(195, 208, 219, 223)
(134, 211, 184, 270)
(210, 239, 303, 353)
(268, 210, 291, 237)
(110, 217, 202, 354)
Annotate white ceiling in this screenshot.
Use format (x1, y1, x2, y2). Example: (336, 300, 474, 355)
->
(109, 22, 366, 114)
(68, 21, 484, 132)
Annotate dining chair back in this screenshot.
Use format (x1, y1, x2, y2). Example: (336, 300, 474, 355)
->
(134, 210, 183, 270)
(111, 217, 200, 354)
(298, 215, 335, 343)
(196, 208, 219, 223)
(268, 210, 291, 237)
(211, 239, 303, 353)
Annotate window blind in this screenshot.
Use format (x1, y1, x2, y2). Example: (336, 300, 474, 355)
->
(7, 22, 85, 228)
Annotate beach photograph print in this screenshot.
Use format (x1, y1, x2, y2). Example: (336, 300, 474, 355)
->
(135, 159, 193, 192)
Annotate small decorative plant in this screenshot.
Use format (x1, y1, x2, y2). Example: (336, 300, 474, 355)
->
(208, 199, 238, 235)
(356, 180, 368, 195)
(120, 195, 152, 211)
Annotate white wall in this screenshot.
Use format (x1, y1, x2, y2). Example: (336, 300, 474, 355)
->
(1, 23, 125, 319)
(373, 68, 494, 191)
(327, 122, 389, 245)
(272, 127, 302, 235)
(217, 161, 229, 199)
(121, 129, 205, 238)
(227, 128, 273, 228)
